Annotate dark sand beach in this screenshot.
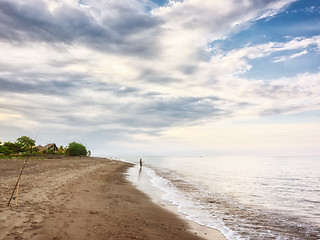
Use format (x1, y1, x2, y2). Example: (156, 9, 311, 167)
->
(0, 157, 225, 240)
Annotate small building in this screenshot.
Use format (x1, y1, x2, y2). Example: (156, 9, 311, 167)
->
(37, 143, 58, 153)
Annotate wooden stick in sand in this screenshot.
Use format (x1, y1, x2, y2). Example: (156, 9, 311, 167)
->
(7, 158, 28, 206)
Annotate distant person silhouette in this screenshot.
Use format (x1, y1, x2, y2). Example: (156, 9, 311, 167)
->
(140, 158, 143, 168)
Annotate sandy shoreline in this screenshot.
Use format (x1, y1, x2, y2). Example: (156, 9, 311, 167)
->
(0, 157, 225, 239)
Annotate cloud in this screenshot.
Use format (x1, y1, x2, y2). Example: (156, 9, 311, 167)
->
(0, 75, 79, 95)
(272, 50, 308, 63)
(207, 36, 320, 75)
(0, 0, 319, 154)
(254, 0, 296, 21)
(119, 96, 227, 129)
(0, 0, 161, 57)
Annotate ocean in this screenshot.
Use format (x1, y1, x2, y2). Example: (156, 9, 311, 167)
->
(121, 155, 320, 240)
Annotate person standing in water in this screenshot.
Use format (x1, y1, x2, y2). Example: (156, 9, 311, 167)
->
(139, 158, 143, 168)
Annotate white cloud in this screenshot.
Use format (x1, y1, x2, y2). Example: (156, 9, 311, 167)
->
(254, 0, 296, 21)
(272, 50, 308, 63)
(144, 0, 299, 76)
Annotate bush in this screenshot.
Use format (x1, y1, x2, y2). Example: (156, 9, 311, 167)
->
(57, 146, 65, 155)
(33, 147, 39, 153)
(0, 145, 11, 155)
(3, 141, 23, 154)
(66, 142, 87, 156)
(47, 149, 56, 154)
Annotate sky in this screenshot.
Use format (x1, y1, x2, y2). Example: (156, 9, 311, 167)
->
(0, 0, 319, 156)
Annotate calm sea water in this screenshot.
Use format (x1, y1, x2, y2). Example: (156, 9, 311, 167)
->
(122, 155, 320, 240)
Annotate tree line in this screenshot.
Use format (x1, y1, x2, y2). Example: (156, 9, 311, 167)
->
(0, 136, 90, 157)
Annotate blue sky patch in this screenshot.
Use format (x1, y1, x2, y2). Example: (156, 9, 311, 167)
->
(212, 0, 320, 52)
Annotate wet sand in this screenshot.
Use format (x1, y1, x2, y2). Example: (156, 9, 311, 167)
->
(0, 157, 225, 239)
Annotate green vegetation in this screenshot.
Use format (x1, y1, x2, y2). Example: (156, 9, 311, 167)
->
(57, 146, 66, 155)
(16, 136, 36, 153)
(0, 136, 91, 158)
(0, 142, 11, 155)
(66, 142, 88, 156)
(0, 136, 36, 157)
(3, 142, 20, 154)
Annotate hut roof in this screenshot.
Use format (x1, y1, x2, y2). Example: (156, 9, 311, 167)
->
(37, 143, 58, 152)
